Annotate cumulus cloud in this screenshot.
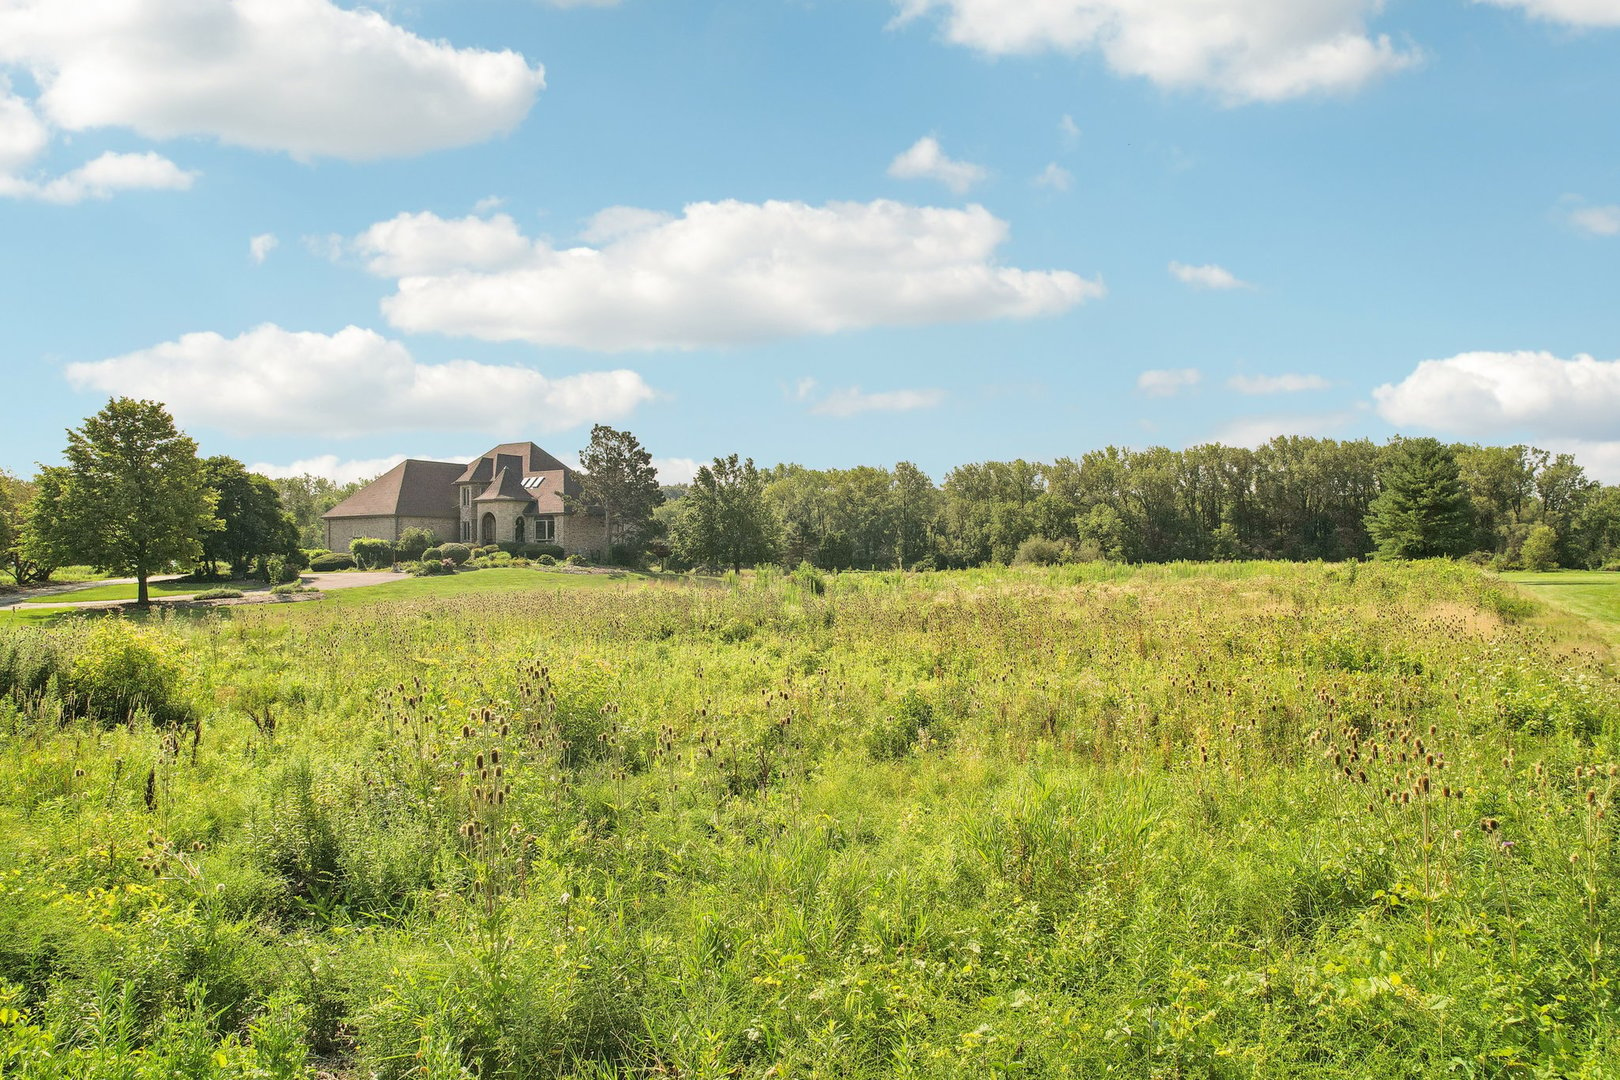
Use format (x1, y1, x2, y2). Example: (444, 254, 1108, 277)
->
(887, 136, 987, 194)
(1169, 261, 1251, 290)
(65, 324, 655, 438)
(1034, 163, 1073, 191)
(1475, 0, 1620, 27)
(1228, 372, 1331, 394)
(808, 386, 946, 417)
(1137, 368, 1201, 396)
(249, 233, 279, 264)
(1, 148, 196, 203)
(0, 80, 47, 174)
(0, 0, 544, 162)
(891, 0, 1417, 103)
(653, 457, 702, 485)
(359, 200, 1102, 351)
(1568, 203, 1620, 236)
(1212, 409, 1357, 447)
(250, 453, 412, 485)
(1374, 350, 1620, 442)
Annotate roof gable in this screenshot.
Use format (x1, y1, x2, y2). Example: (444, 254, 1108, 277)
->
(322, 459, 463, 520)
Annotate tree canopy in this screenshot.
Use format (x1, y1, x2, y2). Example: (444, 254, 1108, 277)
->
(578, 425, 663, 551)
(42, 398, 218, 605)
(199, 456, 298, 577)
(671, 454, 777, 571)
(1366, 437, 1474, 560)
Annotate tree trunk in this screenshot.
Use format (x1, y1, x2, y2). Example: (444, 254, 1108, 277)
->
(136, 571, 149, 608)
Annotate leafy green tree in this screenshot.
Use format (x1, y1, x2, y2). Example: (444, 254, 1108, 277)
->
(1365, 437, 1474, 560)
(1520, 524, 1559, 572)
(672, 454, 778, 571)
(44, 398, 218, 606)
(267, 473, 373, 550)
(0, 471, 46, 585)
(578, 425, 663, 550)
(199, 456, 298, 577)
(891, 461, 940, 569)
(397, 526, 438, 560)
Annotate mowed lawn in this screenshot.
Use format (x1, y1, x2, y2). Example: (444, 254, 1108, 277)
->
(1501, 569, 1620, 637)
(324, 565, 655, 605)
(20, 579, 220, 604)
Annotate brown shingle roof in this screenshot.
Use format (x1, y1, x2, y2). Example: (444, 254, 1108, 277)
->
(455, 442, 569, 483)
(474, 467, 535, 504)
(322, 459, 463, 520)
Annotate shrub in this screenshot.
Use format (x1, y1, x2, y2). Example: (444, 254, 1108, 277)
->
(266, 555, 300, 585)
(421, 546, 443, 563)
(476, 545, 500, 557)
(791, 560, 826, 595)
(1013, 536, 1069, 566)
(519, 543, 565, 560)
(68, 620, 192, 727)
(349, 537, 394, 570)
(270, 583, 308, 596)
(284, 548, 310, 571)
(396, 527, 438, 560)
(497, 541, 521, 555)
(565, 554, 587, 566)
(1521, 524, 1559, 572)
(439, 543, 472, 566)
(309, 553, 356, 572)
(409, 559, 457, 577)
(535, 554, 557, 566)
(193, 588, 244, 600)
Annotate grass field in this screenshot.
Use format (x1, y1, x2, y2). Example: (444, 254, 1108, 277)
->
(0, 560, 1616, 1078)
(19, 579, 224, 604)
(1502, 570, 1620, 640)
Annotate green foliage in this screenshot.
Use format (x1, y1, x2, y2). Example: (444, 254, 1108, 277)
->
(308, 553, 356, 572)
(421, 546, 444, 562)
(265, 555, 300, 585)
(439, 543, 472, 566)
(1367, 437, 1474, 559)
(199, 456, 298, 578)
(672, 454, 778, 571)
(0, 562, 1616, 1077)
(39, 399, 218, 605)
(193, 588, 244, 600)
(409, 559, 457, 577)
(348, 538, 395, 570)
(270, 583, 307, 596)
(1521, 524, 1560, 571)
(397, 527, 439, 560)
(67, 619, 192, 726)
(577, 424, 664, 550)
(1012, 535, 1070, 566)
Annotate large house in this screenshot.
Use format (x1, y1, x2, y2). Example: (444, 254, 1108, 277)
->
(322, 443, 607, 555)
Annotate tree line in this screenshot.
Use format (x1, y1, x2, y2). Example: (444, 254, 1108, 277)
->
(651, 437, 1620, 572)
(5, 400, 1619, 601)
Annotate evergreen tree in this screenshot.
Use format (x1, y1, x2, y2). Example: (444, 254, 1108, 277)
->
(44, 399, 218, 606)
(578, 424, 664, 552)
(1365, 437, 1474, 559)
(672, 454, 777, 571)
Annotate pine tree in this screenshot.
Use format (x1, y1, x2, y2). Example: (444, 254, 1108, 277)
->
(578, 425, 664, 553)
(1365, 437, 1474, 560)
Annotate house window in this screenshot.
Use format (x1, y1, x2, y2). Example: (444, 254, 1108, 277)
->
(460, 520, 471, 542)
(514, 517, 526, 543)
(461, 486, 471, 507)
(534, 515, 556, 542)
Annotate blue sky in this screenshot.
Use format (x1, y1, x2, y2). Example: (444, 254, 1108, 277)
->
(2, 0, 1618, 484)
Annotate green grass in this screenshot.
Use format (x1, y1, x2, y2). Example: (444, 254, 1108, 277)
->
(1501, 569, 1620, 639)
(0, 560, 1616, 1078)
(325, 565, 654, 604)
(20, 578, 227, 604)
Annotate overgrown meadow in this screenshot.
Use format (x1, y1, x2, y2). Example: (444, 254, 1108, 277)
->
(0, 562, 1618, 1078)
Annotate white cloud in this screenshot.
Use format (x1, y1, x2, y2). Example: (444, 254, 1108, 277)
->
(250, 453, 412, 485)
(1228, 372, 1331, 394)
(1374, 350, 1620, 442)
(1540, 440, 1620, 484)
(1475, 0, 1620, 27)
(361, 200, 1103, 351)
(0, 0, 544, 162)
(1034, 162, 1073, 191)
(1169, 261, 1251, 290)
(809, 387, 946, 417)
(1212, 409, 1356, 447)
(892, 0, 1417, 103)
(249, 233, 279, 264)
(355, 211, 533, 276)
(0, 80, 47, 174)
(887, 136, 987, 194)
(65, 324, 656, 438)
(653, 457, 702, 485)
(578, 205, 675, 243)
(1568, 203, 1620, 236)
(2, 150, 196, 204)
(791, 377, 819, 401)
(473, 195, 506, 214)
(1059, 114, 1081, 143)
(1137, 368, 1202, 397)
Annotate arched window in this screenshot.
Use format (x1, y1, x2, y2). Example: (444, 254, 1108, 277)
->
(514, 517, 526, 543)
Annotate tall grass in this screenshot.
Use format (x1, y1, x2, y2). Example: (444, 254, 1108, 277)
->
(0, 560, 1615, 1077)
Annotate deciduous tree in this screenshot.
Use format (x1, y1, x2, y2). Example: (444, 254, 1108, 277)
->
(45, 399, 218, 606)
(578, 424, 663, 552)
(672, 454, 777, 571)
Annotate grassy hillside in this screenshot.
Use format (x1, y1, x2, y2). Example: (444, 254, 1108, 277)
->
(0, 561, 1616, 1078)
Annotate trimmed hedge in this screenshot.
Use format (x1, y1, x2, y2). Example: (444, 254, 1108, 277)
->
(309, 553, 356, 572)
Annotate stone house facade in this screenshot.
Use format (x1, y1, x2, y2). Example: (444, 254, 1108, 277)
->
(323, 443, 608, 555)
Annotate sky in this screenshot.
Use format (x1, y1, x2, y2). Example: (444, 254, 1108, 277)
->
(1, 0, 1618, 486)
